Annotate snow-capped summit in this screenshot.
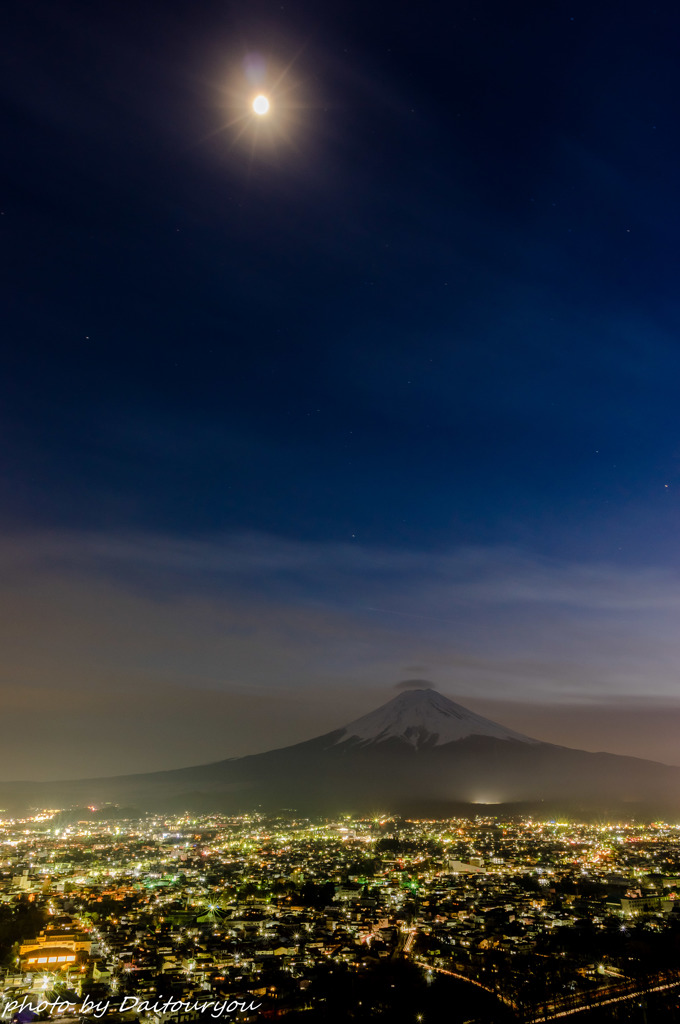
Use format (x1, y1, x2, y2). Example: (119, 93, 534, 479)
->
(336, 688, 536, 748)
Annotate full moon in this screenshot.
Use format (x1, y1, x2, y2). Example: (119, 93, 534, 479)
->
(252, 95, 270, 115)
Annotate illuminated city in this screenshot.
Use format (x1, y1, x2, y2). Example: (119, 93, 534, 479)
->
(3, 810, 680, 1022)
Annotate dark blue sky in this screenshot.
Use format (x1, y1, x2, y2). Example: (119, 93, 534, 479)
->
(3, 0, 680, 778)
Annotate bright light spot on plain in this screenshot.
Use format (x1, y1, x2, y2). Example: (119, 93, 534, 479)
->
(253, 95, 270, 115)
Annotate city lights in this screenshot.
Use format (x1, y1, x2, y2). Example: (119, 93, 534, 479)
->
(2, 811, 680, 1018)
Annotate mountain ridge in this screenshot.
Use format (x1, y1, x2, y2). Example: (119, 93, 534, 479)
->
(335, 687, 537, 747)
(1, 689, 680, 817)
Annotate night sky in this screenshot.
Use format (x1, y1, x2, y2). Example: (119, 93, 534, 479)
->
(3, 0, 680, 780)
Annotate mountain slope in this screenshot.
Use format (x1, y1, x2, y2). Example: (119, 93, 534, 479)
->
(1, 689, 679, 817)
(336, 687, 537, 747)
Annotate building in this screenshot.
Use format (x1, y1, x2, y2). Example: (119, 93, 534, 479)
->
(19, 930, 92, 971)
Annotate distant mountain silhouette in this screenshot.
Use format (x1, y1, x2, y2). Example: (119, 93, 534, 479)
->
(2, 689, 680, 818)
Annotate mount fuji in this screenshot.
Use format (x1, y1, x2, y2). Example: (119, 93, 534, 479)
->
(2, 688, 680, 817)
(335, 688, 537, 747)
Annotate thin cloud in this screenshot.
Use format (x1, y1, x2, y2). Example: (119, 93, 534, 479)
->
(2, 531, 680, 612)
(394, 679, 435, 691)
(1, 529, 680, 779)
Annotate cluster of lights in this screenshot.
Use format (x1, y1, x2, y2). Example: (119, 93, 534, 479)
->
(5, 810, 680, 1019)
